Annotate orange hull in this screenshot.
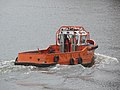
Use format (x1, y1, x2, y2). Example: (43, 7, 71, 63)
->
(15, 41, 98, 67)
(15, 26, 98, 67)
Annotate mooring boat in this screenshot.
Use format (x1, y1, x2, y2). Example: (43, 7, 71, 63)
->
(15, 26, 98, 67)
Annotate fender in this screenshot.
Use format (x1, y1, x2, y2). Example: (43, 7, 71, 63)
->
(91, 45, 98, 50)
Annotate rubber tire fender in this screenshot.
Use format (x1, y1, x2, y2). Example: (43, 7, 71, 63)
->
(14, 57, 18, 65)
(54, 56, 59, 63)
(78, 57, 82, 64)
(70, 58, 74, 65)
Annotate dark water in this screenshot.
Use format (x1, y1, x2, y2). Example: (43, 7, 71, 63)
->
(0, 0, 120, 90)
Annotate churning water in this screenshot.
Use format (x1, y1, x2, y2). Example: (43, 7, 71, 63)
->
(0, 0, 120, 90)
(0, 53, 119, 90)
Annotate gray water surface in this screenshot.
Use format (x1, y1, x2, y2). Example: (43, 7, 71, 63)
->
(0, 0, 120, 90)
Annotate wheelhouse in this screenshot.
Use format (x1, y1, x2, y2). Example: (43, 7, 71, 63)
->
(56, 26, 90, 52)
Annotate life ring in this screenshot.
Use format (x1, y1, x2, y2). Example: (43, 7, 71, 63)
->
(70, 58, 74, 65)
(78, 57, 82, 64)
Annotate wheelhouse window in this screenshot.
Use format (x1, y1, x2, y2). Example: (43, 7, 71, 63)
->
(81, 35, 87, 45)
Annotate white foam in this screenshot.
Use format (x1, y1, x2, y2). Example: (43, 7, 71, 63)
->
(95, 53, 119, 64)
(0, 60, 33, 74)
(0, 54, 119, 74)
(94, 53, 119, 69)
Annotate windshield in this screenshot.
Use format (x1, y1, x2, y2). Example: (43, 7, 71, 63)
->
(81, 35, 87, 45)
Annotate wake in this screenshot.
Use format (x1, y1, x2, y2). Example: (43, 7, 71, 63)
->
(0, 53, 119, 74)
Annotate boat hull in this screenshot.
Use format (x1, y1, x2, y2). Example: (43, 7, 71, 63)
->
(14, 61, 56, 67)
(15, 45, 98, 67)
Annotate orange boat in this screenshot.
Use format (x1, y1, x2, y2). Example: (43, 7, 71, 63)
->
(15, 26, 98, 67)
